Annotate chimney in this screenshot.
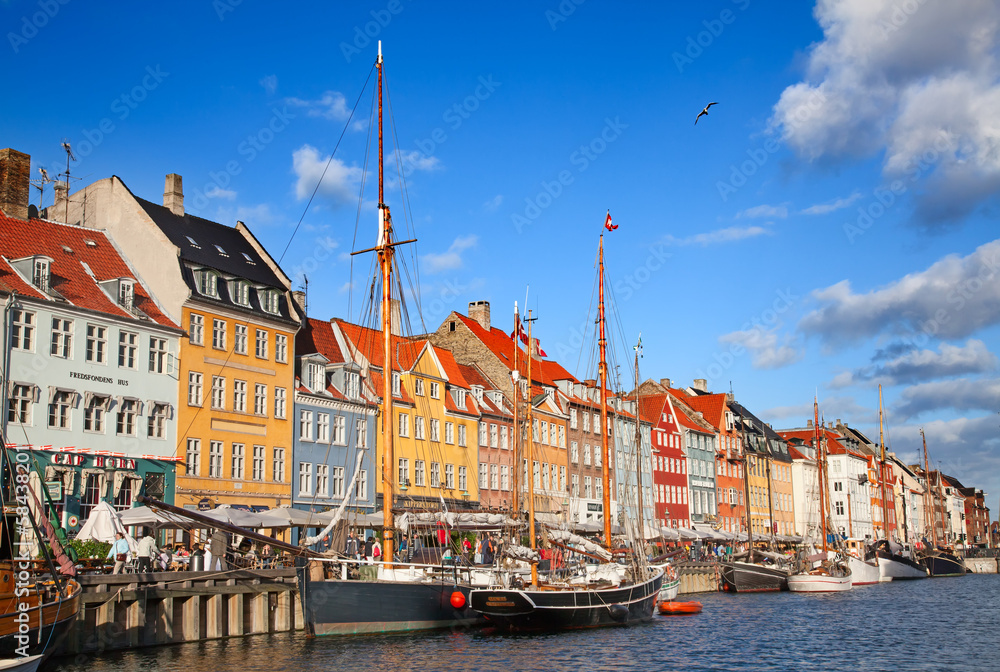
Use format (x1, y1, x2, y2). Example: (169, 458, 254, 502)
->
(468, 300, 490, 330)
(660, 378, 672, 389)
(0, 148, 31, 221)
(164, 173, 184, 216)
(807, 419, 813, 428)
(292, 291, 307, 315)
(692, 378, 708, 392)
(52, 180, 69, 219)
(584, 379, 596, 388)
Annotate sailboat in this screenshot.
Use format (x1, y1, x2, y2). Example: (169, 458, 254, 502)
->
(917, 431, 967, 578)
(294, 43, 490, 635)
(874, 388, 928, 581)
(468, 228, 663, 629)
(846, 387, 886, 586)
(787, 400, 852, 592)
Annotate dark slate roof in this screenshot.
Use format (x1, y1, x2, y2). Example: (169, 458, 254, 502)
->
(135, 197, 286, 287)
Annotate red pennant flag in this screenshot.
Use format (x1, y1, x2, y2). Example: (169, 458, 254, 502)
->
(604, 210, 617, 231)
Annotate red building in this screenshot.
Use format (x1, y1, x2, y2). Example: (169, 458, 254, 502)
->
(638, 394, 689, 529)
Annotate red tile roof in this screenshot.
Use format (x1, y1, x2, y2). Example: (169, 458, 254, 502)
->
(0, 212, 177, 329)
(296, 317, 345, 362)
(668, 389, 727, 431)
(636, 394, 667, 426)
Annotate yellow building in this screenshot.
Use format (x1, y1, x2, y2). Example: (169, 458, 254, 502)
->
(333, 320, 481, 510)
(747, 451, 774, 537)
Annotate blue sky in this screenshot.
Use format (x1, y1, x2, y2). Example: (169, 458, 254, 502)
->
(4, 1, 999, 510)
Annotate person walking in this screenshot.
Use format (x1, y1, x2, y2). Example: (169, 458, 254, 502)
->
(106, 532, 130, 574)
(210, 529, 228, 570)
(137, 530, 159, 572)
(363, 535, 374, 563)
(345, 532, 359, 559)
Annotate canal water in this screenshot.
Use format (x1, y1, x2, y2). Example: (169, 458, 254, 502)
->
(49, 575, 999, 672)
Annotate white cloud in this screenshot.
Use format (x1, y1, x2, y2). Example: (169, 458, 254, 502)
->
(661, 225, 773, 246)
(737, 203, 789, 219)
(893, 376, 1000, 420)
(292, 144, 363, 205)
(482, 194, 503, 213)
(762, 395, 875, 426)
(259, 75, 277, 95)
(800, 238, 1000, 346)
(205, 185, 237, 200)
(214, 203, 278, 226)
(339, 281, 354, 295)
(286, 90, 350, 120)
(422, 235, 478, 274)
(768, 0, 1000, 227)
(398, 150, 440, 174)
(832, 339, 998, 387)
(718, 326, 802, 369)
(800, 191, 862, 215)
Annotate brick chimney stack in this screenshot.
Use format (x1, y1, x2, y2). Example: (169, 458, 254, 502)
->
(0, 148, 31, 221)
(164, 173, 184, 216)
(692, 378, 708, 393)
(468, 300, 490, 331)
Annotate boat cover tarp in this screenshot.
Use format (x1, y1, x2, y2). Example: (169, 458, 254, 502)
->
(504, 544, 540, 562)
(396, 511, 517, 533)
(547, 529, 613, 561)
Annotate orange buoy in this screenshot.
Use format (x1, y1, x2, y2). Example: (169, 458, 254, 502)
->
(658, 600, 702, 615)
(450, 591, 466, 609)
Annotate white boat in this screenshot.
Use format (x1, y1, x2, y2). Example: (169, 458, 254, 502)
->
(877, 554, 929, 581)
(846, 555, 880, 586)
(0, 656, 43, 672)
(659, 577, 680, 601)
(787, 571, 852, 592)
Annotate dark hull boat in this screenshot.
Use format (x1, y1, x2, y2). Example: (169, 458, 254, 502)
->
(921, 551, 967, 578)
(0, 566, 81, 658)
(718, 561, 789, 593)
(297, 567, 483, 635)
(468, 571, 662, 630)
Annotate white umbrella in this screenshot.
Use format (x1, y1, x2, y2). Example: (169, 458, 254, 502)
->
(200, 505, 267, 529)
(676, 527, 699, 540)
(76, 501, 138, 552)
(256, 506, 325, 528)
(659, 526, 680, 540)
(119, 505, 188, 529)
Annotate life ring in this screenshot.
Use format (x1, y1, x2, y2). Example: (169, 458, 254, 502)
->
(67, 515, 79, 527)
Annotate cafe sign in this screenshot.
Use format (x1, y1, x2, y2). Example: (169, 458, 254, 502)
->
(51, 454, 137, 470)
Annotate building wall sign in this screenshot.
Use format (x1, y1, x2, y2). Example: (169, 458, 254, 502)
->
(51, 453, 138, 470)
(69, 371, 129, 386)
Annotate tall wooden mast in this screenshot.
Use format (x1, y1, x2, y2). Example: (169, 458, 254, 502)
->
(376, 41, 395, 566)
(598, 235, 612, 547)
(815, 399, 828, 554)
(511, 302, 521, 518)
(878, 385, 892, 541)
(525, 309, 537, 586)
(632, 342, 644, 547)
(921, 429, 937, 547)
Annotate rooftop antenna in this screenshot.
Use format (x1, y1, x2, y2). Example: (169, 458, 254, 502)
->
(59, 140, 78, 223)
(302, 274, 309, 315)
(30, 167, 53, 210)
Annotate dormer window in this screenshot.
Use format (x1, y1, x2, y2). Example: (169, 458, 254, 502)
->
(346, 372, 360, 399)
(196, 269, 218, 297)
(215, 245, 228, 256)
(31, 257, 50, 292)
(231, 280, 250, 306)
(305, 362, 325, 393)
(471, 386, 483, 404)
(259, 288, 280, 314)
(453, 388, 467, 408)
(186, 236, 201, 248)
(118, 279, 134, 310)
(242, 252, 256, 265)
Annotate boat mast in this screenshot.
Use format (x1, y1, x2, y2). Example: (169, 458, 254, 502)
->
(376, 41, 395, 566)
(511, 302, 521, 519)
(815, 399, 828, 554)
(765, 443, 776, 544)
(921, 429, 937, 548)
(525, 309, 537, 586)
(741, 421, 754, 559)
(878, 385, 891, 541)
(632, 341, 644, 558)
(935, 449, 949, 546)
(598, 235, 612, 548)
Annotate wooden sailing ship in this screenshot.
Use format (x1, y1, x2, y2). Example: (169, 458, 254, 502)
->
(917, 431, 967, 578)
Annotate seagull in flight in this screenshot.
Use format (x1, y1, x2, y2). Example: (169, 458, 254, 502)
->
(695, 102, 719, 125)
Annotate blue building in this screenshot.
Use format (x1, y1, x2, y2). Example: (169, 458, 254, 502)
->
(612, 398, 655, 530)
(292, 318, 376, 529)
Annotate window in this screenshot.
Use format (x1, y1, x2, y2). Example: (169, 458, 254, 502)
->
(355, 470, 368, 500)
(479, 463, 488, 489)
(834, 481, 843, 492)
(198, 270, 218, 297)
(274, 387, 287, 419)
(414, 459, 425, 487)
(414, 378, 425, 396)
(212, 319, 226, 350)
(541, 421, 549, 445)
(596, 478, 603, 500)
(84, 395, 108, 432)
(232, 443, 245, 480)
(186, 438, 201, 477)
(415, 415, 426, 440)
(835, 501, 845, 516)
(252, 445, 265, 481)
(479, 422, 488, 447)
(332, 466, 345, 498)
(273, 447, 285, 482)
(209, 441, 224, 478)
(430, 381, 440, 399)
(275, 333, 288, 363)
(79, 474, 103, 522)
(232, 280, 250, 306)
(299, 462, 313, 496)
(571, 442, 579, 464)
(147, 403, 168, 439)
(430, 462, 441, 488)
(233, 379, 247, 412)
(490, 464, 498, 490)
(572, 474, 580, 497)
(396, 457, 410, 487)
(116, 399, 138, 436)
(316, 464, 329, 496)
(532, 419, 539, 442)
(255, 329, 268, 359)
(560, 466, 566, 492)
(542, 463, 550, 490)
(558, 425, 565, 448)
(11, 309, 35, 351)
(8, 384, 32, 424)
(118, 331, 137, 368)
(594, 414, 600, 435)
(234, 324, 247, 355)
(188, 372, 203, 406)
(189, 313, 204, 345)
(458, 424, 467, 447)
(392, 372, 401, 397)
(445, 464, 455, 489)
(355, 419, 366, 448)
(454, 388, 466, 408)
(459, 466, 468, 492)
(398, 412, 409, 437)
(317, 413, 330, 442)
(254, 384, 267, 415)
(594, 446, 602, 468)
(428, 418, 440, 442)
(305, 362, 324, 392)
(50, 318, 73, 358)
(490, 423, 498, 448)
(85, 325, 107, 364)
(501, 426, 509, 450)
(300, 410, 314, 440)
(148, 337, 168, 373)
(501, 465, 509, 491)
(32, 258, 49, 291)
(533, 461, 540, 488)
(584, 476, 593, 499)
(583, 412, 590, 432)
(346, 372, 360, 399)
(570, 408, 578, 429)
(260, 289, 280, 314)
(445, 421, 454, 444)
(211, 376, 226, 409)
